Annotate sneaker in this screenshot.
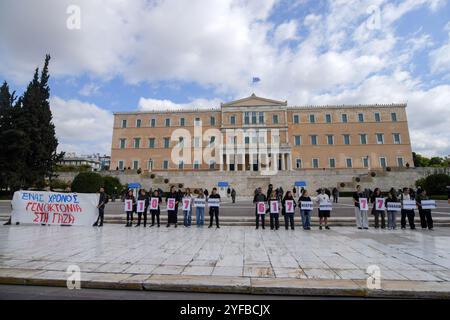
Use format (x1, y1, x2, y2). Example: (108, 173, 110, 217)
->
(319, 226, 322, 230)
(174, 224, 178, 228)
(363, 227, 369, 230)
(216, 226, 220, 229)
(166, 224, 170, 227)
(93, 223, 98, 227)
(135, 224, 140, 227)
(325, 226, 330, 230)
(358, 227, 362, 229)
(98, 224, 103, 227)
(208, 225, 212, 228)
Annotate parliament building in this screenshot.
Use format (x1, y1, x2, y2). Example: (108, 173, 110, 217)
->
(111, 94, 414, 173)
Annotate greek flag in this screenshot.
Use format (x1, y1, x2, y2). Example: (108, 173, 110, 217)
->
(252, 77, 261, 83)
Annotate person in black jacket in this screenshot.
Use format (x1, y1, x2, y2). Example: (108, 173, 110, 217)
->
(149, 189, 162, 227)
(253, 187, 267, 229)
(93, 187, 108, 227)
(208, 187, 221, 228)
(370, 188, 385, 229)
(166, 186, 179, 227)
(282, 191, 296, 230)
(125, 189, 136, 227)
(135, 189, 149, 227)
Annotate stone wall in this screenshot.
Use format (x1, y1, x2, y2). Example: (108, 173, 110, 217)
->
(56, 167, 450, 195)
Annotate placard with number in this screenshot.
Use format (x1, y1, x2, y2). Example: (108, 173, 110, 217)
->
(167, 198, 176, 211)
(194, 198, 206, 208)
(136, 200, 145, 213)
(387, 202, 401, 211)
(359, 198, 369, 211)
(124, 199, 133, 212)
(421, 200, 436, 210)
(257, 202, 266, 215)
(270, 201, 279, 214)
(182, 198, 192, 211)
(300, 201, 313, 210)
(149, 197, 159, 210)
(402, 199, 416, 210)
(208, 198, 220, 207)
(285, 200, 295, 213)
(319, 202, 332, 211)
(375, 198, 385, 211)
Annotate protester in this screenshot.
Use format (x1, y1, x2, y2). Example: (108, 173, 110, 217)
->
(353, 185, 369, 229)
(125, 189, 136, 227)
(93, 187, 108, 227)
(385, 190, 398, 230)
(231, 188, 236, 203)
(400, 187, 415, 230)
(227, 187, 231, 198)
(253, 187, 267, 229)
(292, 186, 297, 197)
(135, 189, 149, 227)
(183, 188, 193, 227)
(149, 189, 162, 227)
(298, 189, 312, 230)
(370, 188, 385, 229)
(208, 187, 221, 228)
(268, 190, 280, 230)
(166, 186, 179, 228)
(316, 188, 331, 230)
(266, 184, 273, 202)
(204, 188, 209, 200)
(416, 189, 433, 230)
(332, 187, 339, 203)
(282, 191, 296, 230)
(195, 189, 205, 226)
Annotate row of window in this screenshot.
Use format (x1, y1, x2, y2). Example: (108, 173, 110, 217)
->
(116, 159, 216, 171)
(119, 111, 399, 128)
(294, 156, 405, 169)
(293, 133, 402, 146)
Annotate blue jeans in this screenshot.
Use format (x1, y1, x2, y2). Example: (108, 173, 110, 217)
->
(301, 210, 311, 229)
(196, 207, 204, 226)
(183, 210, 192, 226)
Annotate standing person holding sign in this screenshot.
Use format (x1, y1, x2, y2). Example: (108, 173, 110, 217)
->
(253, 187, 267, 230)
(316, 188, 331, 230)
(135, 189, 149, 227)
(195, 189, 206, 226)
(268, 191, 280, 230)
(282, 191, 296, 230)
(370, 188, 386, 229)
(298, 189, 312, 230)
(166, 186, 179, 228)
(353, 185, 369, 230)
(385, 190, 399, 230)
(182, 188, 193, 227)
(400, 187, 416, 230)
(208, 187, 221, 228)
(124, 189, 136, 227)
(416, 189, 434, 230)
(93, 187, 108, 227)
(149, 189, 162, 227)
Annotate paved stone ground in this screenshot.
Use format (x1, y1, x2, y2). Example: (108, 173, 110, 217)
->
(1, 225, 450, 297)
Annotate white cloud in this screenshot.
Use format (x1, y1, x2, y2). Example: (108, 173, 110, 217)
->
(50, 96, 113, 155)
(273, 20, 299, 45)
(429, 42, 450, 74)
(138, 97, 221, 111)
(79, 83, 101, 96)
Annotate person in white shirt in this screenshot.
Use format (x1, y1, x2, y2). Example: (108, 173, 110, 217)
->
(315, 188, 331, 230)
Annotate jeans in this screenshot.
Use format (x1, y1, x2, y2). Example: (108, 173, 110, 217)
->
(95, 207, 104, 225)
(256, 213, 265, 228)
(284, 213, 295, 229)
(418, 209, 433, 229)
(150, 210, 160, 226)
(269, 213, 279, 229)
(373, 210, 385, 228)
(401, 209, 415, 229)
(183, 210, 192, 226)
(387, 211, 396, 229)
(355, 207, 368, 228)
(196, 207, 204, 226)
(209, 208, 220, 227)
(301, 210, 311, 229)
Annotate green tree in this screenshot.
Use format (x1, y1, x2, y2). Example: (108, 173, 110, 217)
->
(416, 174, 450, 195)
(102, 176, 124, 196)
(71, 172, 104, 193)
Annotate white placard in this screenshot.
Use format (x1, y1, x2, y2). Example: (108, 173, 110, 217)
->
(194, 198, 206, 208)
(269, 200, 279, 214)
(167, 198, 176, 211)
(359, 198, 369, 211)
(421, 200, 436, 210)
(182, 198, 192, 211)
(402, 199, 416, 210)
(257, 202, 266, 215)
(319, 202, 332, 211)
(387, 202, 401, 211)
(11, 190, 98, 226)
(149, 197, 159, 210)
(136, 200, 145, 213)
(375, 197, 385, 211)
(124, 199, 133, 212)
(208, 198, 220, 207)
(285, 200, 295, 213)
(300, 201, 313, 210)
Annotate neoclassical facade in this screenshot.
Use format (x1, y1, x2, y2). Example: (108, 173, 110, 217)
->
(111, 94, 414, 172)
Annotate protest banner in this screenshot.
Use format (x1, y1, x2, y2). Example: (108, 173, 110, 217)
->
(285, 200, 295, 213)
(359, 198, 369, 211)
(375, 198, 385, 211)
(208, 198, 220, 207)
(167, 198, 176, 211)
(319, 202, 332, 211)
(402, 200, 416, 210)
(124, 199, 133, 212)
(137, 200, 145, 213)
(182, 198, 192, 211)
(149, 197, 159, 210)
(300, 201, 313, 210)
(387, 202, 402, 211)
(421, 200, 436, 210)
(257, 202, 266, 215)
(11, 190, 98, 226)
(270, 200, 279, 214)
(194, 198, 206, 208)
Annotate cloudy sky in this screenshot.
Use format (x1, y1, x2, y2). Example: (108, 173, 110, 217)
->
(1, 0, 449, 157)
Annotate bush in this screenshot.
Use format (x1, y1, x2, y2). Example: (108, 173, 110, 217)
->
(50, 179, 69, 190)
(416, 173, 450, 196)
(370, 172, 376, 177)
(103, 176, 124, 196)
(71, 172, 104, 193)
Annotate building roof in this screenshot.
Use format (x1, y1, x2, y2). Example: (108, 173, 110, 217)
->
(221, 93, 287, 107)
